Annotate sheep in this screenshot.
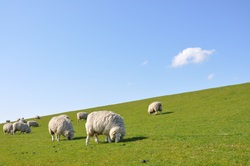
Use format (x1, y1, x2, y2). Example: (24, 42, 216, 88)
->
(148, 101, 162, 115)
(3, 123, 13, 135)
(77, 112, 88, 122)
(27, 121, 39, 127)
(85, 110, 126, 145)
(18, 117, 27, 123)
(34, 115, 41, 119)
(12, 122, 31, 134)
(48, 115, 74, 141)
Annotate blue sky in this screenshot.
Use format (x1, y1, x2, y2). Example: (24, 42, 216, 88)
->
(0, 1, 249, 123)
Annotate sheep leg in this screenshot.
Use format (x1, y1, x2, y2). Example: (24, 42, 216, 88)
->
(154, 110, 158, 115)
(51, 134, 55, 141)
(105, 136, 111, 143)
(56, 134, 60, 141)
(86, 135, 90, 145)
(94, 134, 99, 143)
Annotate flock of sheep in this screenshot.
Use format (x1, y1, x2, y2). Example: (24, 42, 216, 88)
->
(3, 101, 162, 145)
(3, 117, 40, 135)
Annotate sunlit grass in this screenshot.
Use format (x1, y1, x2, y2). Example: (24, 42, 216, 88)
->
(0, 82, 250, 165)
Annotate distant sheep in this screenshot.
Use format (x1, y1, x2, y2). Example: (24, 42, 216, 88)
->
(48, 115, 74, 141)
(148, 101, 162, 115)
(18, 118, 27, 123)
(77, 112, 88, 122)
(85, 110, 126, 145)
(27, 121, 39, 127)
(12, 122, 31, 134)
(3, 123, 13, 135)
(34, 115, 41, 119)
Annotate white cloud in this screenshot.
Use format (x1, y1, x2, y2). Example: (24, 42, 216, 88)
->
(171, 47, 215, 68)
(141, 60, 149, 66)
(207, 73, 215, 80)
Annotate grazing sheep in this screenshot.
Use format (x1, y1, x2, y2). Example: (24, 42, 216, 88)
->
(85, 110, 126, 145)
(77, 112, 88, 122)
(27, 121, 39, 127)
(12, 122, 31, 134)
(148, 101, 162, 115)
(3, 123, 13, 135)
(34, 115, 41, 119)
(48, 115, 74, 141)
(18, 118, 27, 123)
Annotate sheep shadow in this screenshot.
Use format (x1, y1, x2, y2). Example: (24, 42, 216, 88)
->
(123, 136, 148, 142)
(73, 136, 86, 140)
(161, 111, 173, 115)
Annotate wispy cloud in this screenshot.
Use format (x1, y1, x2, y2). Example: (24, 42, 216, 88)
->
(141, 60, 149, 66)
(171, 47, 215, 68)
(207, 73, 215, 80)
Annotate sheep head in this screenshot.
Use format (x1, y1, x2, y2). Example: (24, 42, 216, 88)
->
(109, 127, 124, 143)
(65, 130, 74, 140)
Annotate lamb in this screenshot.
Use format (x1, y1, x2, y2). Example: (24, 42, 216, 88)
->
(27, 121, 39, 127)
(77, 112, 88, 122)
(12, 122, 31, 134)
(3, 123, 13, 135)
(85, 110, 126, 145)
(148, 101, 162, 115)
(48, 115, 74, 141)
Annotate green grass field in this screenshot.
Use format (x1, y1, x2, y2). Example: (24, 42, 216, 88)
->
(1, 82, 250, 165)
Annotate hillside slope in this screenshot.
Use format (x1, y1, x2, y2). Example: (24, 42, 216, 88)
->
(1, 82, 250, 165)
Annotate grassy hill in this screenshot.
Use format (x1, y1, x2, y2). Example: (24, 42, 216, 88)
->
(1, 82, 250, 165)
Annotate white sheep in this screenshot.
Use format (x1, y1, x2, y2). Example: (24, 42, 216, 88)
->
(12, 122, 31, 134)
(18, 117, 27, 123)
(85, 110, 126, 145)
(148, 101, 162, 115)
(3, 123, 13, 135)
(27, 121, 39, 127)
(48, 115, 74, 141)
(77, 112, 88, 122)
(34, 115, 41, 119)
